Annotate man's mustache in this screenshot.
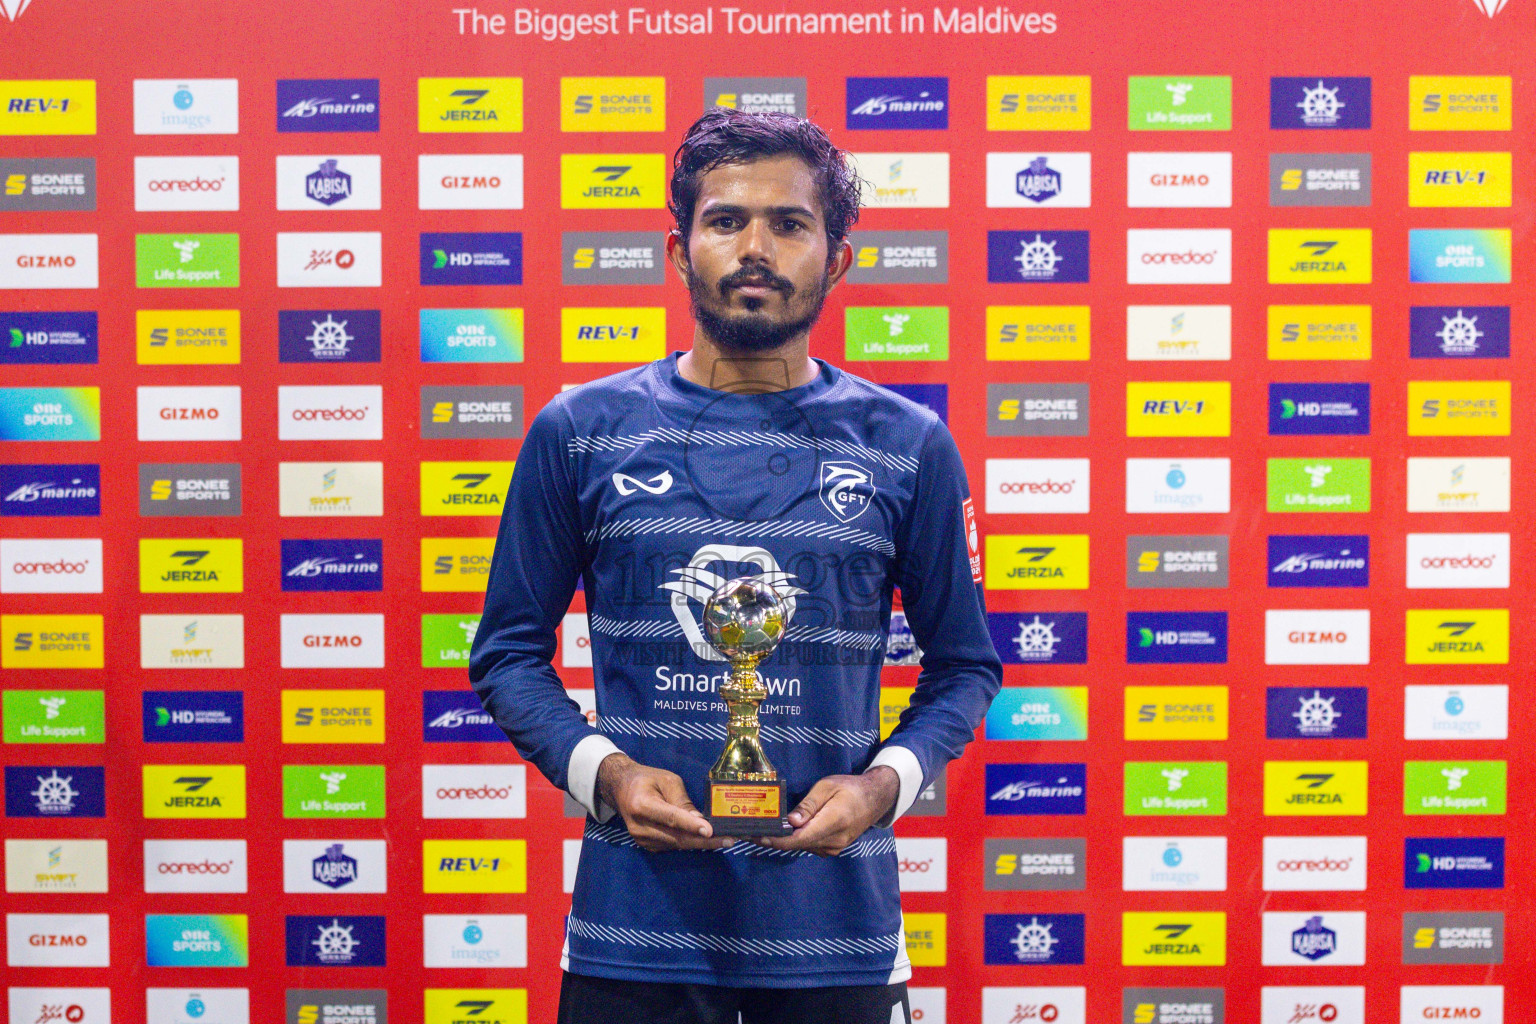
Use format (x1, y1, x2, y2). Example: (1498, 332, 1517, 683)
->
(717, 266, 795, 297)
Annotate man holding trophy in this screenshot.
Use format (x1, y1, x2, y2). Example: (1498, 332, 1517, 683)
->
(471, 109, 1002, 1024)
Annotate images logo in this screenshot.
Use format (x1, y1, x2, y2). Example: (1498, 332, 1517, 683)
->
(559, 153, 666, 209)
(1270, 77, 1371, 129)
(420, 386, 523, 440)
(1409, 229, 1512, 283)
(1405, 837, 1504, 889)
(844, 306, 948, 361)
(283, 764, 386, 819)
(132, 79, 240, 135)
(1267, 535, 1369, 588)
(285, 915, 387, 967)
(984, 763, 1086, 815)
(1127, 76, 1231, 130)
(421, 233, 522, 286)
(419, 76, 523, 132)
(1268, 229, 1372, 283)
(986, 613, 1088, 665)
(1263, 761, 1368, 816)
(1124, 761, 1227, 816)
(1267, 458, 1370, 512)
(4, 765, 104, 817)
(846, 76, 948, 130)
(985, 686, 1088, 740)
(1121, 913, 1227, 965)
(983, 913, 1085, 965)
(1265, 687, 1368, 739)
(987, 230, 1090, 283)
(0, 386, 100, 441)
(281, 540, 383, 592)
(1404, 684, 1508, 740)
(1125, 459, 1231, 514)
(987, 75, 1090, 130)
(142, 764, 247, 819)
(277, 79, 379, 132)
(1126, 612, 1228, 664)
(278, 309, 381, 363)
(1126, 381, 1231, 436)
(1269, 383, 1370, 436)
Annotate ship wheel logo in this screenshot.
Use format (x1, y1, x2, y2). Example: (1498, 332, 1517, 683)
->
(1292, 691, 1340, 735)
(1010, 917, 1059, 962)
(1014, 235, 1063, 280)
(313, 919, 358, 962)
(1297, 81, 1345, 125)
(1437, 310, 1483, 355)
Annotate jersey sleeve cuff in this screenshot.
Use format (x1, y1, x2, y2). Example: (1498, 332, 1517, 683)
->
(567, 733, 623, 823)
(867, 744, 924, 828)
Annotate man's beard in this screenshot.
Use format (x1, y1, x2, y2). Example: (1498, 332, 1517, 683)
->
(688, 262, 831, 353)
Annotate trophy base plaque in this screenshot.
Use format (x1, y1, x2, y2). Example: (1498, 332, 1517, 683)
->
(707, 780, 793, 837)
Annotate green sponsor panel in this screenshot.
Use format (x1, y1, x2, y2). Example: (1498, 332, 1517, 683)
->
(1128, 76, 1232, 130)
(1267, 457, 1371, 512)
(1404, 760, 1506, 815)
(845, 307, 949, 361)
(282, 764, 386, 818)
(422, 613, 481, 668)
(135, 233, 240, 288)
(3, 689, 105, 743)
(1124, 761, 1227, 815)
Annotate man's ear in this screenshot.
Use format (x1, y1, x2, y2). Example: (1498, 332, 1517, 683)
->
(665, 229, 691, 284)
(824, 238, 855, 291)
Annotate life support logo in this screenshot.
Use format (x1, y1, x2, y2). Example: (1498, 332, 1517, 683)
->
(819, 461, 875, 523)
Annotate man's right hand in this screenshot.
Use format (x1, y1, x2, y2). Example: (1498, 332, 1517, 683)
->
(596, 752, 735, 852)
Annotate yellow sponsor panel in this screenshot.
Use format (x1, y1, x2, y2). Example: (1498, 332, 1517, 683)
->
(1, 614, 104, 669)
(879, 687, 916, 741)
(1126, 382, 1231, 437)
(560, 153, 667, 209)
(561, 76, 666, 132)
(420, 461, 515, 517)
(1408, 152, 1512, 208)
(561, 306, 667, 362)
(1408, 380, 1510, 437)
(1268, 229, 1372, 284)
(1122, 912, 1226, 966)
(425, 990, 527, 1024)
(1410, 76, 1511, 132)
(904, 912, 947, 967)
(142, 764, 247, 819)
(421, 537, 496, 593)
(418, 76, 523, 133)
(422, 839, 527, 894)
(1267, 305, 1372, 360)
(139, 538, 243, 594)
(1124, 686, 1229, 741)
(984, 535, 1089, 590)
(1405, 609, 1509, 665)
(987, 75, 1091, 130)
(1263, 760, 1369, 816)
(0, 80, 97, 135)
(135, 309, 241, 365)
(986, 306, 1090, 361)
(281, 690, 386, 744)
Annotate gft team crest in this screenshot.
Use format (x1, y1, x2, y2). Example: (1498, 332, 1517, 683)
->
(818, 461, 875, 523)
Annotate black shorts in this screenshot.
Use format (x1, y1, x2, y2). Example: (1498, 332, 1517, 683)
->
(557, 971, 910, 1024)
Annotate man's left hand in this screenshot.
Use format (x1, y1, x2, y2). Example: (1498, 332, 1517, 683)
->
(752, 766, 900, 857)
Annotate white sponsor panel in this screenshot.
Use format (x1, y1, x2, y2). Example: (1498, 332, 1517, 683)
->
(1265, 609, 1370, 665)
(143, 840, 248, 894)
(1122, 836, 1227, 891)
(0, 234, 99, 289)
(1400, 986, 1503, 1024)
(421, 764, 527, 819)
(1127, 152, 1233, 208)
(275, 231, 383, 288)
(563, 838, 582, 894)
(5, 840, 109, 894)
(137, 386, 242, 441)
(1406, 457, 1510, 513)
(1126, 458, 1231, 514)
(276, 154, 382, 210)
(850, 152, 950, 208)
(908, 988, 945, 1024)
(140, 614, 246, 669)
(982, 988, 1085, 1024)
(562, 612, 592, 668)
(6, 913, 110, 967)
(1261, 987, 1365, 1024)
(423, 914, 528, 969)
(419, 154, 525, 210)
(1, 538, 103, 594)
(895, 837, 947, 893)
(1127, 229, 1233, 284)
(145, 988, 249, 1024)
(1126, 305, 1232, 361)
(278, 385, 382, 441)
(570, 688, 597, 728)
(1405, 684, 1508, 740)
(1261, 912, 1367, 966)
(1263, 836, 1367, 891)
(8, 988, 112, 1024)
(278, 462, 385, 517)
(282, 839, 387, 894)
(133, 79, 240, 135)
(985, 458, 1090, 514)
(1406, 533, 1509, 589)
(985, 152, 1091, 208)
(279, 614, 385, 668)
(134, 156, 240, 211)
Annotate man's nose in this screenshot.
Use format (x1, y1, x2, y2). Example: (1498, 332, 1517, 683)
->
(736, 217, 775, 264)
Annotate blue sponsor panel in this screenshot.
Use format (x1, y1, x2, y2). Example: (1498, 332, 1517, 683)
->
(422, 690, 503, 742)
(983, 913, 1086, 965)
(285, 915, 387, 966)
(277, 310, 382, 363)
(1406, 837, 1505, 890)
(1, 312, 98, 364)
(142, 691, 244, 743)
(5, 765, 106, 817)
(1269, 382, 1370, 436)
(984, 763, 1087, 815)
(1267, 535, 1369, 588)
(987, 231, 1090, 283)
(1, 464, 100, 516)
(880, 383, 947, 424)
(420, 233, 522, 286)
(1126, 612, 1228, 664)
(281, 539, 383, 593)
(1269, 77, 1372, 129)
(276, 79, 380, 132)
(1265, 687, 1369, 739)
(845, 76, 948, 130)
(1409, 306, 1510, 359)
(987, 611, 1088, 665)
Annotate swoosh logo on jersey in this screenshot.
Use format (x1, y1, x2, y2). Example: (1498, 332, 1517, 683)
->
(612, 470, 674, 495)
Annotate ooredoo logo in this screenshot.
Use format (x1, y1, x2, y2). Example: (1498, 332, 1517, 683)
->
(278, 386, 382, 440)
(158, 858, 234, 874)
(143, 839, 248, 893)
(0, 539, 102, 594)
(986, 459, 1090, 514)
(134, 156, 240, 212)
(895, 837, 947, 892)
(1126, 229, 1232, 284)
(1263, 837, 1367, 891)
(422, 764, 526, 819)
(1406, 533, 1509, 590)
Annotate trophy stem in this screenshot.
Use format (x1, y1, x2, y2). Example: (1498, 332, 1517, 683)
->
(707, 654, 777, 783)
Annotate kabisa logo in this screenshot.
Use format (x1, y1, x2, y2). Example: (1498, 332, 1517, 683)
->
(423, 914, 526, 968)
(311, 843, 359, 889)
(1409, 306, 1509, 359)
(4, 765, 104, 817)
(1261, 913, 1366, 967)
(983, 913, 1085, 965)
(278, 310, 382, 363)
(422, 691, 502, 742)
(658, 545, 805, 662)
(1, 311, 96, 364)
(305, 159, 352, 205)
(818, 461, 875, 523)
(286, 915, 387, 966)
(0, 464, 99, 516)
(1266, 687, 1368, 739)
(986, 152, 1092, 209)
(277, 80, 379, 132)
(1127, 612, 1228, 664)
(1406, 837, 1505, 889)
(1267, 535, 1369, 588)
(421, 232, 522, 286)
(1269, 383, 1370, 436)
(705, 76, 806, 115)
(1291, 916, 1337, 961)
(281, 539, 383, 593)
(846, 76, 948, 129)
(986, 611, 1088, 665)
(1017, 156, 1060, 202)
(985, 763, 1087, 815)
(987, 230, 1090, 283)
(142, 690, 243, 743)
(1270, 77, 1372, 129)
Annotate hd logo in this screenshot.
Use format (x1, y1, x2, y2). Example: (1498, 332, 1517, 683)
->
(139, 538, 243, 593)
(423, 989, 527, 1024)
(422, 537, 497, 593)
(984, 535, 1089, 590)
(561, 306, 666, 362)
(1263, 761, 1368, 816)
(420, 461, 513, 516)
(560, 154, 665, 209)
(1268, 229, 1372, 283)
(142, 764, 247, 818)
(419, 76, 523, 132)
(1121, 913, 1226, 966)
(1405, 609, 1508, 664)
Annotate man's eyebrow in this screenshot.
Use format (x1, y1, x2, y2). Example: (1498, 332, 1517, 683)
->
(700, 202, 820, 221)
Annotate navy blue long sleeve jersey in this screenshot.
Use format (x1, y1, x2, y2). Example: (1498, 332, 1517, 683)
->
(470, 352, 1001, 988)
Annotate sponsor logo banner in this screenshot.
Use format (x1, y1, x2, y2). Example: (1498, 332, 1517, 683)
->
(1127, 229, 1232, 284)
(986, 152, 1091, 207)
(987, 75, 1091, 130)
(0, 463, 99, 517)
(422, 990, 526, 1024)
(1270, 152, 1372, 206)
(285, 915, 386, 967)
(422, 537, 496, 592)
(420, 232, 522, 286)
(984, 913, 1085, 965)
(282, 690, 385, 744)
(1409, 151, 1511, 207)
(276, 154, 380, 210)
(1268, 304, 1372, 359)
(559, 153, 667, 209)
(1265, 609, 1370, 664)
(986, 305, 1090, 360)
(1126, 152, 1231, 207)
(0, 80, 96, 136)
(6, 913, 110, 967)
(560, 306, 666, 362)
(1123, 988, 1225, 1024)
(561, 75, 664, 131)
(0, 233, 99, 289)
(4, 838, 108, 893)
(11, 989, 114, 1023)
(1403, 916, 1504, 966)
(1267, 457, 1370, 512)
(561, 231, 663, 285)
(1263, 836, 1367, 891)
(1126, 381, 1231, 436)
(279, 614, 386, 669)
(278, 385, 382, 441)
(1126, 305, 1230, 361)
(1125, 761, 1227, 816)
(1405, 609, 1509, 664)
(143, 691, 243, 743)
(1128, 76, 1230, 130)
(1404, 760, 1506, 815)
(987, 230, 1089, 283)
(277, 79, 379, 132)
(2, 311, 96, 366)
(135, 155, 238, 211)
(1263, 761, 1368, 816)
(276, 231, 382, 288)
(419, 153, 524, 210)
(278, 462, 384, 517)
(1125, 459, 1230, 514)
(985, 457, 1089, 513)
(138, 538, 243, 594)
(1409, 305, 1508, 359)
(1399, 985, 1504, 1021)
(985, 686, 1088, 740)
(142, 764, 247, 819)
(1124, 686, 1228, 739)
(137, 386, 241, 441)
(140, 615, 244, 670)
(1410, 75, 1511, 131)
(1259, 987, 1364, 1024)
(850, 151, 950, 207)
(984, 763, 1086, 815)
(1268, 229, 1372, 283)
(1270, 77, 1372, 129)
(1406, 532, 1508, 589)
(705, 77, 806, 115)
(0, 157, 95, 211)
(143, 839, 248, 894)
(1122, 837, 1227, 891)
(988, 383, 1089, 437)
(286, 989, 387, 1024)
(4, 765, 105, 817)
(282, 840, 387, 894)
(423, 914, 528, 969)
(136, 309, 239, 365)
(984, 838, 1086, 891)
(984, 534, 1088, 590)
(282, 765, 386, 819)
(847, 230, 949, 283)
(881, 383, 947, 422)
(562, 614, 592, 669)
(1127, 612, 1227, 664)
(139, 462, 242, 517)
(281, 539, 383, 592)
(133, 78, 239, 135)
(984, 988, 1084, 1024)
(1121, 912, 1226, 965)
(0, 538, 101, 595)
(278, 309, 382, 363)
(1269, 382, 1370, 435)
(1126, 535, 1228, 589)
(423, 690, 501, 742)
(1265, 687, 1368, 739)
(423, 764, 526, 818)
(895, 837, 947, 893)
(846, 76, 947, 130)
(419, 76, 523, 132)
(845, 306, 948, 360)
(986, 612, 1087, 666)
(1404, 684, 1507, 740)
(1409, 380, 1510, 436)
(1261, 912, 1365, 965)
(1406, 837, 1505, 889)
(1, 689, 103, 742)
(1409, 229, 1512, 283)
(135, 232, 238, 288)
(422, 839, 527, 894)
(904, 912, 946, 966)
(421, 386, 523, 440)
(2, 613, 103, 669)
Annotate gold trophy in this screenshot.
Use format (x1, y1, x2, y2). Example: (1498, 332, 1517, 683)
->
(701, 577, 794, 837)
